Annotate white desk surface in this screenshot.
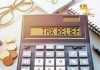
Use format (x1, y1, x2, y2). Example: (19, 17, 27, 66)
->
(0, 0, 100, 70)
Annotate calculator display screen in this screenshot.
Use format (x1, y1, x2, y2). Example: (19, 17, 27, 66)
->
(30, 27, 81, 36)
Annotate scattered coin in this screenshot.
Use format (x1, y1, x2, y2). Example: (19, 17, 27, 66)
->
(9, 50, 17, 59)
(80, 4, 88, 10)
(0, 40, 3, 46)
(51, 0, 57, 4)
(80, 3, 94, 17)
(0, 37, 17, 66)
(3, 56, 13, 66)
(0, 51, 9, 60)
(7, 43, 17, 51)
(5, 37, 15, 44)
(83, 12, 94, 17)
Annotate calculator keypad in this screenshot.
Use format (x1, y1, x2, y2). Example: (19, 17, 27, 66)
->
(34, 67, 43, 70)
(56, 67, 65, 70)
(79, 51, 88, 57)
(80, 67, 89, 70)
(21, 58, 31, 65)
(69, 51, 78, 57)
(21, 66, 30, 70)
(45, 67, 54, 70)
(46, 51, 54, 57)
(36, 45, 44, 49)
(67, 67, 78, 70)
(56, 51, 65, 57)
(80, 59, 89, 65)
(69, 59, 78, 65)
(46, 44, 55, 49)
(35, 58, 44, 66)
(56, 58, 65, 66)
(23, 51, 31, 57)
(35, 51, 44, 57)
(20, 44, 91, 70)
(45, 58, 54, 66)
(56, 45, 64, 49)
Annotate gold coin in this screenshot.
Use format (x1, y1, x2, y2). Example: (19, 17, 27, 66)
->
(5, 37, 15, 44)
(51, 0, 57, 4)
(7, 43, 17, 51)
(0, 40, 3, 46)
(3, 56, 13, 66)
(0, 51, 9, 59)
(9, 50, 17, 59)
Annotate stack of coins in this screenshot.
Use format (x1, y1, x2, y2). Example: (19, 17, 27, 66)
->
(0, 37, 17, 66)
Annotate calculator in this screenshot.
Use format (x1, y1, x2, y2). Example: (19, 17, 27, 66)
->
(17, 15, 94, 70)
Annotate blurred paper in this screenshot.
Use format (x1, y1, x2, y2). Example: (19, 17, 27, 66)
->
(33, 0, 74, 14)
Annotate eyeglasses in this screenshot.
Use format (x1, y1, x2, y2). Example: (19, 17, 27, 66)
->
(0, 0, 34, 28)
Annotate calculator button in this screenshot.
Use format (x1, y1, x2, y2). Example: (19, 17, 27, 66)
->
(80, 59, 89, 65)
(36, 45, 44, 49)
(46, 51, 54, 57)
(69, 59, 78, 65)
(56, 58, 65, 66)
(35, 58, 44, 66)
(35, 51, 44, 57)
(69, 51, 77, 57)
(80, 67, 89, 70)
(45, 58, 54, 66)
(79, 51, 88, 57)
(22, 51, 31, 57)
(45, 67, 54, 70)
(56, 51, 65, 57)
(34, 67, 43, 70)
(67, 67, 78, 70)
(56, 67, 65, 70)
(46, 44, 54, 49)
(21, 58, 31, 65)
(21, 66, 30, 70)
(56, 45, 64, 49)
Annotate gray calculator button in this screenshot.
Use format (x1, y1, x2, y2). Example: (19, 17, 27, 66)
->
(80, 67, 89, 70)
(79, 51, 88, 57)
(46, 44, 54, 49)
(56, 45, 64, 49)
(56, 58, 65, 66)
(46, 51, 54, 57)
(35, 58, 44, 66)
(21, 66, 30, 70)
(34, 67, 43, 70)
(67, 67, 78, 70)
(56, 67, 65, 70)
(21, 58, 31, 65)
(35, 51, 44, 57)
(45, 67, 54, 70)
(80, 59, 89, 65)
(56, 51, 64, 57)
(45, 58, 54, 66)
(23, 51, 31, 57)
(69, 51, 77, 57)
(36, 45, 44, 49)
(69, 59, 78, 65)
